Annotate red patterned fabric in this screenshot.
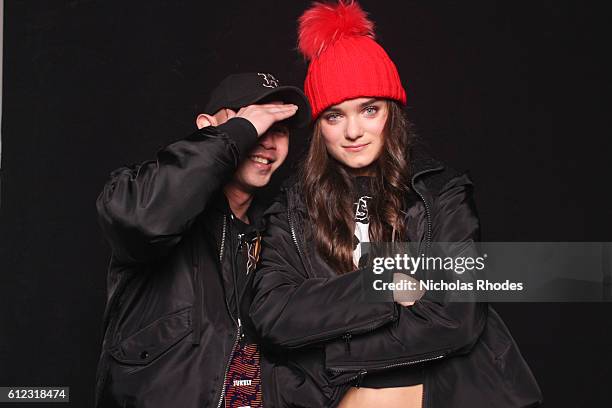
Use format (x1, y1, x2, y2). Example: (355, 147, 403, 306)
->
(224, 341, 262, 408)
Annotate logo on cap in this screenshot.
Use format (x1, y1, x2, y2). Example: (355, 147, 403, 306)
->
(258, 73, 279, 88)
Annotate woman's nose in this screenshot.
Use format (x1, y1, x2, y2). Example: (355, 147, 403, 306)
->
(345, 117, 363, 140)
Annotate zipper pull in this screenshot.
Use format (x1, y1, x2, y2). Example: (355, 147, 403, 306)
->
(238, 318, 244, 338)
(355, 369, 367, 388)
(343, 333, 352, 355)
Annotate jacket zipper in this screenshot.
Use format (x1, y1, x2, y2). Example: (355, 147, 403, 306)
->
(411, 166, 448, 408)
(329, 352, 446, 379)
(410, 167, 442, 251)
(287, 210, 309, 273)
(218, 214, 237, 327)
(219, 215, 227, 262)
(355, 369, 367, 388)
(343, 333, 352, 354)
(217, 215, 242, 408)
(216, 323, 242, 408)
(413, 186, 432, 249)
(217, 214, 256, 408)
(330, 368, 368, 390)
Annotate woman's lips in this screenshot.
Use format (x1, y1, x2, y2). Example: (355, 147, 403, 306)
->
(342, 143, 370, 152)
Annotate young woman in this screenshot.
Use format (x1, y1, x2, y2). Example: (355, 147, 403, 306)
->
(249, 2, 542, 407)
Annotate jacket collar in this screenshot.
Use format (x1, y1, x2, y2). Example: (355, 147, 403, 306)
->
(408, 143, 445, 182)
(210, 189, 267, 231)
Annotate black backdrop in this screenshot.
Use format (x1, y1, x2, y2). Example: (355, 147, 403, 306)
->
(1, 1, 611, 407)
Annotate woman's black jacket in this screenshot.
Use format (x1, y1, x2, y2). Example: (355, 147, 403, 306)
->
(249, 148, 543, 407)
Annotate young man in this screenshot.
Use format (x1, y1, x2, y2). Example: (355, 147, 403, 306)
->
(94, 73, 310, 408)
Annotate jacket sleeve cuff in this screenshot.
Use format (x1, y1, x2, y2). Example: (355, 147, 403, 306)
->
(216, 117, 258, 163)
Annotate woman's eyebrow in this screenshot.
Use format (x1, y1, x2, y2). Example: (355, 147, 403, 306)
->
(359, 98, 379, 108)
(322, 107, 342, 114)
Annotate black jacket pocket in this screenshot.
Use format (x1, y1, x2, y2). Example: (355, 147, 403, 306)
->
(108, 307, 193, 366)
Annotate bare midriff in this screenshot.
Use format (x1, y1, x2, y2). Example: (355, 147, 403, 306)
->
(337, 384, 423, 408)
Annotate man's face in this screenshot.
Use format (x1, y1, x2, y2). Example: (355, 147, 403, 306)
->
(233, 123, 290, 190)
(197, 102, 291, 191)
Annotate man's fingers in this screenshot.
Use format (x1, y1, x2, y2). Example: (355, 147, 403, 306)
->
(255, 103, 298, 109)
(261, 104, 298, 113)
(233, 103, 299, 136)
(273, 108, 298, 120)
(250, 104, 298, 112)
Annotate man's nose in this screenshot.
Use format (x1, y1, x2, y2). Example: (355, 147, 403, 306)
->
(259, 133, 277, 150)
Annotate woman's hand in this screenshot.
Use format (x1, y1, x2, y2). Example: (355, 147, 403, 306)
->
(392, 273, 425, 307)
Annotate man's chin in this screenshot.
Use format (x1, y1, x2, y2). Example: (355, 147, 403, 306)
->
(242, 175, 272, 190)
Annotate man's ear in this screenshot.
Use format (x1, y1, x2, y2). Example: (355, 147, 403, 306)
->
(196, 113, 217, 129)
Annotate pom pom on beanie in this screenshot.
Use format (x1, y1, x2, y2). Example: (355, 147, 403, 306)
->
(298, 1, 374, 60)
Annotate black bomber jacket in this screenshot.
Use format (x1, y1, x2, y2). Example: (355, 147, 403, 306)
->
(94, 118, 263, 408)
(249, 147, 544, 408)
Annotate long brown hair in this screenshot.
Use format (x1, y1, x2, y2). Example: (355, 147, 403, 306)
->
(301, 100, 414, 274)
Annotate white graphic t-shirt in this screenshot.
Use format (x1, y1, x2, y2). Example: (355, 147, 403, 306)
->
(353, 177, 373, 267)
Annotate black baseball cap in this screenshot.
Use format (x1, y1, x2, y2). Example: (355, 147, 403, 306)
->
(203, 72, 311, 128)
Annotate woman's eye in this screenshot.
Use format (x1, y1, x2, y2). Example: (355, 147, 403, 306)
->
(363, 106, 378, 116)
(324, 113, 342, 122)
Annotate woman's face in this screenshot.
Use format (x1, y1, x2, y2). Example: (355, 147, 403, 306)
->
(319, 97, 388, 175)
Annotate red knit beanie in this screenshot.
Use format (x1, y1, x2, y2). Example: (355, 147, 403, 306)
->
(298, 1, 407, 120)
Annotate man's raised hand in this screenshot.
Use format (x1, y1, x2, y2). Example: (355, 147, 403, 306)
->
(235, 103, 298, 137)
